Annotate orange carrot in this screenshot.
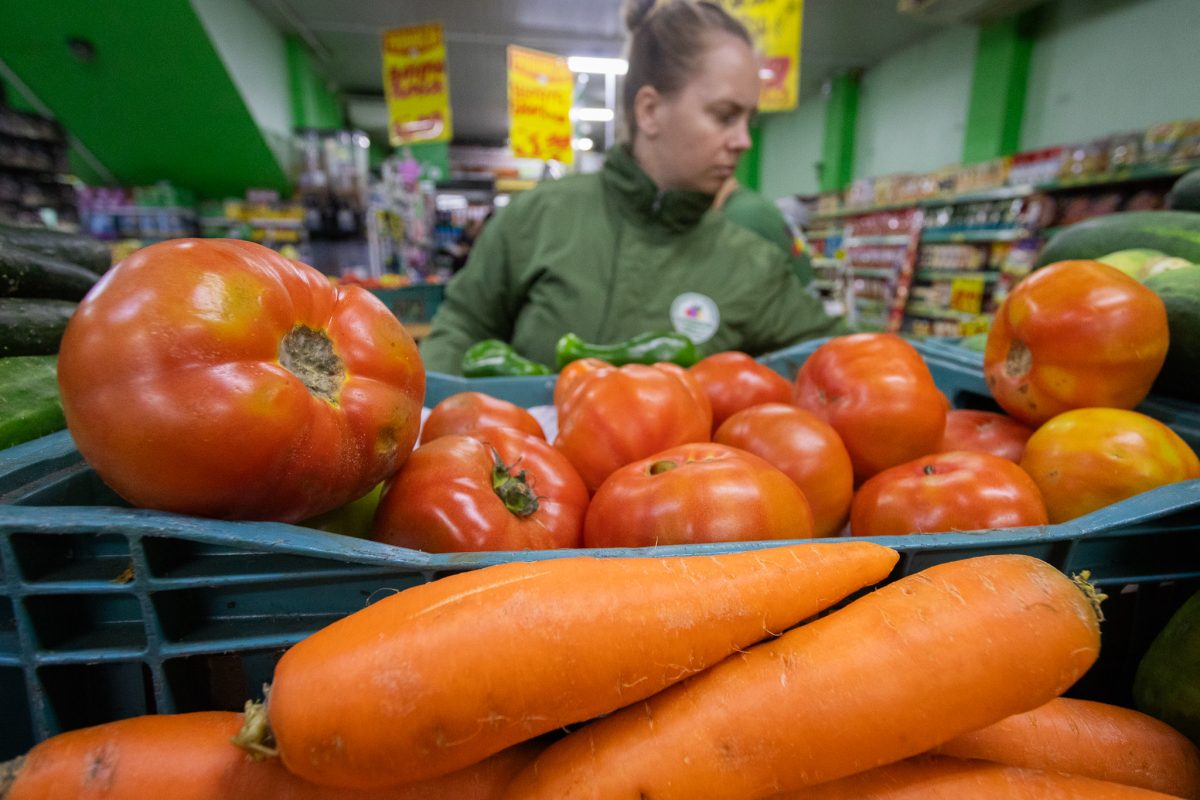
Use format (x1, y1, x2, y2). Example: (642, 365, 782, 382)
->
(769, 755, 1183, 799)
(504, 554, 1102, 800)
(932, 696, 1200, 799)
(255, 542, 898, 789)
(1, 711, 539, 800)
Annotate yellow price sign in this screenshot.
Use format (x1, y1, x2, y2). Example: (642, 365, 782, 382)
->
(716, 0, 803, 112)
(507, 46, 574, 164)
(382, 22, 453, 146)
(949, 277, 986, 314)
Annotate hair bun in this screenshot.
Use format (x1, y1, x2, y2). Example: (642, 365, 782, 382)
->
(624, 0, 663, 33)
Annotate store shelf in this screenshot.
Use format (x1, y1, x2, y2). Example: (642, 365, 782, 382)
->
(854, 297, 890, 311)
(811, 278, 838, 290)
(811, 257, 844, 269)
(917, 185, 1036, 205)
(920, 228, 1033, 243)
(815, 200, 918, 220)
(915, 269, 1001, 283)
(804, 228, 842, 240)
(905, 303, 984, 321)
(844, 234, 912, 246)
(1036, 159, 1200, 192)
(850, 266, 897, 279)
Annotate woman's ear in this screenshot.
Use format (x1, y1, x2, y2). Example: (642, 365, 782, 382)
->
(633, 84, 664, 138)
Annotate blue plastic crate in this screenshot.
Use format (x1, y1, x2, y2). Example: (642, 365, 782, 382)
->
(368, 283, 446, 325)
(2, 337, 1199, 760)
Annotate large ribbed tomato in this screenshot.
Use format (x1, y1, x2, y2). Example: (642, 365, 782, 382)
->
(1020, 408, 1200, 523)
(583, 442, 813, 547)
(372, 426, 588, 552)
(792, 333, 946, 483)
(420, 391, 545, 444)
(850, 450, 1049, 536)
(57, 239, 425, 522)
(713, 403, 854, 537)
(984, 260, 1169, 426)
(555, 363, 712, 492)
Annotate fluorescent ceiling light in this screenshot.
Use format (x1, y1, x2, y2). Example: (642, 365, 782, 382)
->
(570, 107, 615, 122)
(567, 56, 628, 75)
(573, 137, 594, 151)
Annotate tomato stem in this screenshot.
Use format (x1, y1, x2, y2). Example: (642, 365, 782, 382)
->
(923, 464, 936, 476)
(491, 449, 539, 517)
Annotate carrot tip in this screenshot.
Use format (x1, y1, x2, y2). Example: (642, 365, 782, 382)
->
(1072, 570, 1108, 623)
(0, 754, 24, 798)
(231, 699, 279, 761)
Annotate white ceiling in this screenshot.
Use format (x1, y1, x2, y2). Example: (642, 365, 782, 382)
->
(247, 0, 948, 145)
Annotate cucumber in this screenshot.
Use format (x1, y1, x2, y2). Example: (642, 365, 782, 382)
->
(0, 297, 78, 356)
(1167, 168, 1200, 213)
(0, 354, 65, 450)
(0, 221, 112, 274)
(0, 240, 99, 300)
(1134, 589, 1200, 746)
(1035, 210, 1200, 268)
(1144, 265, 1200, 401)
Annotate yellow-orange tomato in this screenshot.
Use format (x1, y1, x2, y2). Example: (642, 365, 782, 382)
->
(1020, 408, 1199, 523)
(984, 260, 1169, 427)
(714, 403, 854, 537)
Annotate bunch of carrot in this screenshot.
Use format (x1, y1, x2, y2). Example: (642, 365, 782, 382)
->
(3, 545, 1198, 800)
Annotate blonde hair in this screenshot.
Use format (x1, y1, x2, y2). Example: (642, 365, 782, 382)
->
(621, 0, 753, 140)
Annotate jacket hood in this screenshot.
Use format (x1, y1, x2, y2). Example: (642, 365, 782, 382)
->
(601, 144, 715, 234)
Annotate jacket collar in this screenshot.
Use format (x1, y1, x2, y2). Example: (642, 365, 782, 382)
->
(602, 144, 715, 233)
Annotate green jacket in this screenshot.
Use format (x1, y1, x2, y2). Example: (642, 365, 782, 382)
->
(720, 187, 815, 286)
(419, 145, 844, 374)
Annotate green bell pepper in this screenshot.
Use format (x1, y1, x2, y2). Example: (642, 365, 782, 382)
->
(555, 331, 700, 370)
(461, 339, 553, 377)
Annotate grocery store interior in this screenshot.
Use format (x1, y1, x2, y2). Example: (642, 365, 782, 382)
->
(3, 0, 1200, 793)
(2, 0, 1197, 338)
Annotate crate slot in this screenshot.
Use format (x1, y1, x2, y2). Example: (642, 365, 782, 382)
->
(10, 532, 134, 584)
(141, 535, 390, 582)
(1068, 524, 1200, 584)
(24, 593, 146, 654)
(36, 661, 156, 734)
(0, 595, 18, 665)
(163, 650, 283, 713)
(151, 574, 424, 645)
(0, 666, 34, 759)
(5, 464, 128, 508)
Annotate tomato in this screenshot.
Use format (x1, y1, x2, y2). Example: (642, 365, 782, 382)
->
(583, 442, 813, 547)
(420, 391, 545, 444)
(555, 363, 712, 492)
(372, 426, 589, 552)
(792, 333, 946, 483)
(554, 357, 609, 410)
(850, 451, 1049, 536)
(56, 239, 424, 522)
(937, 409, 1034, 463)
(688, 351, 792, 432)
(713, 403, 853, 537)
(1019, 408, 1200, 523)
(984, 260, 1169, 427)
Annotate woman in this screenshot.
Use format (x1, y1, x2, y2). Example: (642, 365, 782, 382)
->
(419, 0, 844, 374)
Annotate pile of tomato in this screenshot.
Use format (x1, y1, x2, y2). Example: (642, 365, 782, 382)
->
(53, 241, 1200, 553)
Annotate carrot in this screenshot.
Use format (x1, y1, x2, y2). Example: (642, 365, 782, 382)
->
(932, 696, 1200, 799)
(769, 755, 1184, 799)
(503, 554, 1102, 800)
(252, 542, 899, 789)
(0, 711, 539, 800)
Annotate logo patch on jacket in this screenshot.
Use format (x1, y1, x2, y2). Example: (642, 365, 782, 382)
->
(670, 292, 720, 343)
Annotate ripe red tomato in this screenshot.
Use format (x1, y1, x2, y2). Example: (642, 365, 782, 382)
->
(56, 239, 425, 522)
(713, 403, 853, 537)
(792, 333, 946, 483)
(420, 391, 545, 444)
(554, 357, 609, 410)
(583, 442, 813, 547)
(555, 363, 712, 492)
(938, 409, 1034, 463)
(1020, 408, 1200, 523)
(688, 351, 792, 432)
(372, 426, 589, 552)
(850, 451, 1049, 536)
(984, 260, 1169, 426)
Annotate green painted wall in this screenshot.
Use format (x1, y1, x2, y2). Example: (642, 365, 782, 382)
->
(287, 38, 344, 130)
(761, 95, 826, 198)
(734, 123, 763, 191)
(854, 25, 977, 180)
(962, 15, 1033, 163)
(1021, 0, 1200, 150)
(0, 0, 289, 197)
(821, 73, 860, 192)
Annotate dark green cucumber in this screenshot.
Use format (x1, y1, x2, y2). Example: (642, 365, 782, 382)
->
(0, 354, 66, 450)
(1035, 210, 1200, 267)
(0, 240, 99, 300)
(0, 221, 112, 274)
(1167, 169, 1200, 213)
(0, 297, 78, 356)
